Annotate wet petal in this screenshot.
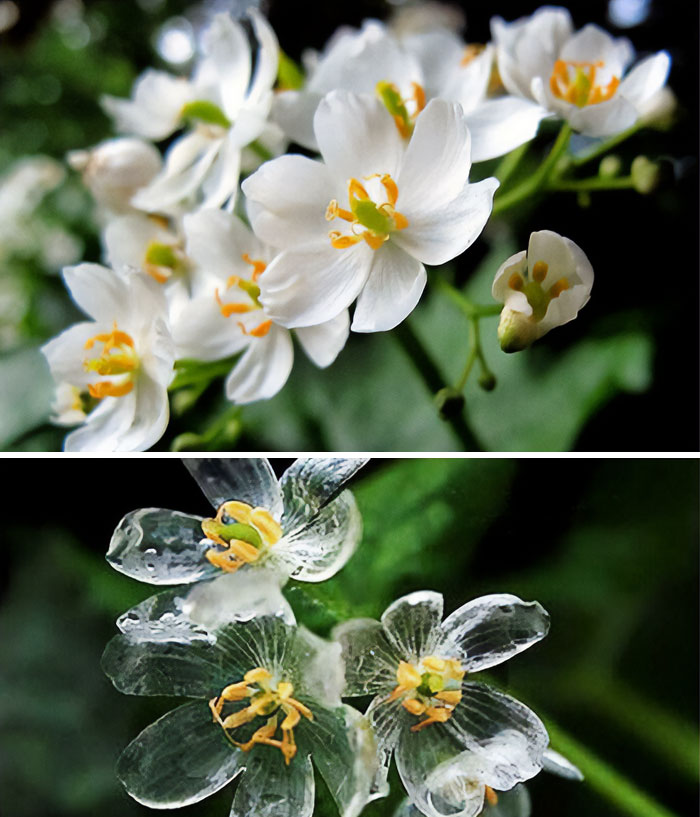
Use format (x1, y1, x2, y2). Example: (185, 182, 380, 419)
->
(280, 457, 368, 533)
(439, 594, 550, 672)
(333, 617, 401, 696)
(484, 784, 531, 817)
(117, 701, 243, 808)
(542, 748, 583, 781)
(274, 489, 362, 582)
(184, 458, 283, 516)
(230, 749, 314, 817)
(381, 590, 444, 661)
(107, 507, 215, 585)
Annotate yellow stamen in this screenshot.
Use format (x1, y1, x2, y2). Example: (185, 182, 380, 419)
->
(241, 253, 267, 281)
(461, 44, 486, 67)
(485, 786, 499, 807)
(550, 59, 620, 108)
(83, 322, 138, 401)
(532, 260, 548, 283)
(411, 705, 453, 732)
(549, 278, 570, 298)
(397, 661, 422, 688)
(238, 318, 272, 338)
(508, 273, 525, 291)
(403, 698, 427, 715)
(250, 508, 283, 544)
(220, 501, 254, 524)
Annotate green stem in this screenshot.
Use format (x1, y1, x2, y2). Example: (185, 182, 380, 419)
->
(494, 141, 530, 188)
(431, 275, 501, 319)
(547, 175, 635, 192)
(169, 356, 239, 391)
(571, 124, 640, 167)
(248, 139, 274, 162)
(455, 323, 478, 392)
(392, 321, 483, 451)
(492, 122, 573, 215)
(545, 718, 680, 817)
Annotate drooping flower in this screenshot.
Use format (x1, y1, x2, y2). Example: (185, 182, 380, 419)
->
(172, 209, 349, 404)
(492, 230, 594, 352)
(107, 457, 366, 595)
(41, 264, 174, 451)
(243, 91, 498, 332)
(491, 7, 670, 137)
(103, 608, 379, 817)
(273, 20, 546, 163)
(334, 591, 550, 817)
(102, 11, 279, 214)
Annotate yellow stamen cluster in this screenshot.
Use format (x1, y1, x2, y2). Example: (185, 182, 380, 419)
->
(376, 80, 426, 139)
(83, 322, 139, 400)
(214, 254, 271, 338)
(388, 655, 465, 731)
(549, 60, 620, 108)
(507, 259, 569, 322)
(201, 499, 282, 574)
(209, 667, 313, 765)
(326, 174, 408, 251)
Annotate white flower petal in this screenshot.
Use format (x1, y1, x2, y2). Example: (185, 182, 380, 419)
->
(198, 132, 241, 210)
(197, 14, 250, 117)
(618, 51, 671, 108)
(491, 250, 529, 311)
(247, 9, 280, 108)
(274, 489, 361, 582)
(295, 310, 349, 367)
(333, 617, 402, 696)
(560, 24, 634, 76)
(117, 701, 243, 808)
(272, 90, 323, 150)
(63, 263, 129, 323)
(439, 594, 550, 672)
(258, 241, 372, 328)
(63, 390, 137, 452)
(395, 177, 498, 267)
(42, 320, 104, 386)
(242, 155, 335, 249)
(397, 99, 472, 214)
(112, 370, 170, 452)
(173, 294, 250, 361)
(467, 98, 549, 163)
(314, 90, 404, 182)
(230, 749, 314, 817)
(542, 748, 583, 781)
(381, 590, 444, 661)
(567, 95, 638, 137)
(184, 458, 283, 515)
(351, 243, 426, 332)
(224, 323, 294, 404)
(103, 213, 170, 273)
(403, 28, 465, 97)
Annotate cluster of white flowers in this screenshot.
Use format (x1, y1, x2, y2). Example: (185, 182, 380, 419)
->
(41, 5, 670, 450)
(103, 458, 582, 817)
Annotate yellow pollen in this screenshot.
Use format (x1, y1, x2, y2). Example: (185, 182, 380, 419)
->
(210, 667, 313, 765)
(508, 272, 525, 291)
(549, 277, 570, 298)
(386, 655, 465, 731)
(550, 59, 620, 108)
(83, 322, 138, 401)
(376, 80, 426, 139)
(532, 260, 548, 283)
(485, 787, 499, 807)
(202, 500, 283, 575)
(214, 271, 263, 320)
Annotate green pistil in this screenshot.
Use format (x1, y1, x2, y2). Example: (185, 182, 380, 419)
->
(572, 68, 592, 108)
(417, 672, 444, 697)
(181, 100, 231, 128)
(376, 81, 413, 136)
(352, 198, 393, 235)
(145, 241, 178, 269)
(522, 281, 551, 322)
(209, 521, 263, 549)
(237, 279, 262, 307)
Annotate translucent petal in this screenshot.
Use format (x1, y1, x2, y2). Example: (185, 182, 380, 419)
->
(230, 749, 314, 817)
(117, 701, 243, 808)
(542, 748, 583, 781)
(280, 458, 368, 533)
(274, 490, 362, 582)
(292, 626, 345, 706)
(184, 458, 283, 516)
(485, 784, 531, 817)
(333, 617, 401, 695)
(366, 692, 414, 751)
(439, 594, 550, 672)
(446, 683, 548, 790)
(381, 591, 444, 661)
(396, 726, 486, 817)
(297, 703, 378, 817)
(107, 508, 216, 586)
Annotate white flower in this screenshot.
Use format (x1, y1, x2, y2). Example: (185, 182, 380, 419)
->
(243, 91, 498, 332)
(67, 137, 162, 217)
(492, 230, 594, 352)
(273, 20, 546, 162)
(335, 591, 551, 817)
(41, 264, 174, 451)
(102, 11, 279, 214)
(107, 457, 367, 591)
(172, 209, 349, 404)
(103, 608, 378, 817)
(491, 7, 670, 137)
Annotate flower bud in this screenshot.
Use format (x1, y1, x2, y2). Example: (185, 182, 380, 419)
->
(637, 87, 677, 131)
(631, 156, 660, 194)
(478, 371, 497, 391)
(599, 155, 622, 178)
(497, 306, 539, 353)
(434, 387, 465, 420)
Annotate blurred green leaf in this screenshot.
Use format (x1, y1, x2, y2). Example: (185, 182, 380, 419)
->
(0, 345, 53, 447)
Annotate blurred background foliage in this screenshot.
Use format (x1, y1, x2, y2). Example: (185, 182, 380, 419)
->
(0, 0, 697, 451)
(0, 458, 697, 816)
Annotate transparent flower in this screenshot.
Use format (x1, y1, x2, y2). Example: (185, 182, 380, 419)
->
(334, 591, 551, 817)
(491, 7, 670, 137)
(107, 457, 367, 594)
(172, 209, 349, 404)
(243, 91, 498, 332)
(273, 20, 545, 163)
(492, 230, 594, 352)
(41, 264, 174, 451)
(103, 609, 378, 817)
(102, 11, 279, 214)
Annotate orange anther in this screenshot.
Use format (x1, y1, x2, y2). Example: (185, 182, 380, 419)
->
(87, 380, 134, 399)
(508, 273, 525, 291)
(549, 278, 570, 298)
(241, 253, 267, 280)
(532, 260, 548, 282)
(485, 786, 499, 807)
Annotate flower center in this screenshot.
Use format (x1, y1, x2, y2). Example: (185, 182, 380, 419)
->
(549, 60, 620, 108)
(214, 254, 272, 338)
(508, 260, 569, 322)
(376, 80, 426, 139)
(143, 233, 185, 284)
(209, 666, 313, 765)
(326, 174, 408, 251)
(387, 655, 465, 731)
(83, 322, 139, 400)
(201, 500, 282, 573)
(181, 99, 231, 130)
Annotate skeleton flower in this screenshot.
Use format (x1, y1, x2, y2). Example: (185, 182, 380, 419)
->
(243, 91, 498, 332)
(492, 230, 594, 352)
(107, 457, 366, 597)
(172, 209, 349, 404)
(41, 264, 174, 452)
(103, 609, 378, 817)
(103, 11, 278, 214)
(491, 7, 670, 137)
(334, 591, 550, 817)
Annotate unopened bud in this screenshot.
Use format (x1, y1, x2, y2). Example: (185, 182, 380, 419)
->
(599, 155, 622, 178)
(497, 306, 538, 353)
(478, 371, 497, 391)
(434, 387, 465, 419)
(631, 156, 660, 194)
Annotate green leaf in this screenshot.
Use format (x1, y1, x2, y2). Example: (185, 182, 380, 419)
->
(0, 345, 53, 448)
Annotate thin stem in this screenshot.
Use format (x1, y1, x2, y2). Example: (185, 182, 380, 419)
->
(572, 123, 640, 167)
(494, 141, 530, 188)
(545, 718, 680, 817)
(431, 274, 501, 319)
(547, 175, 635, 192)
(392, 321, 483, 451)
(455, 321, 478, 392)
